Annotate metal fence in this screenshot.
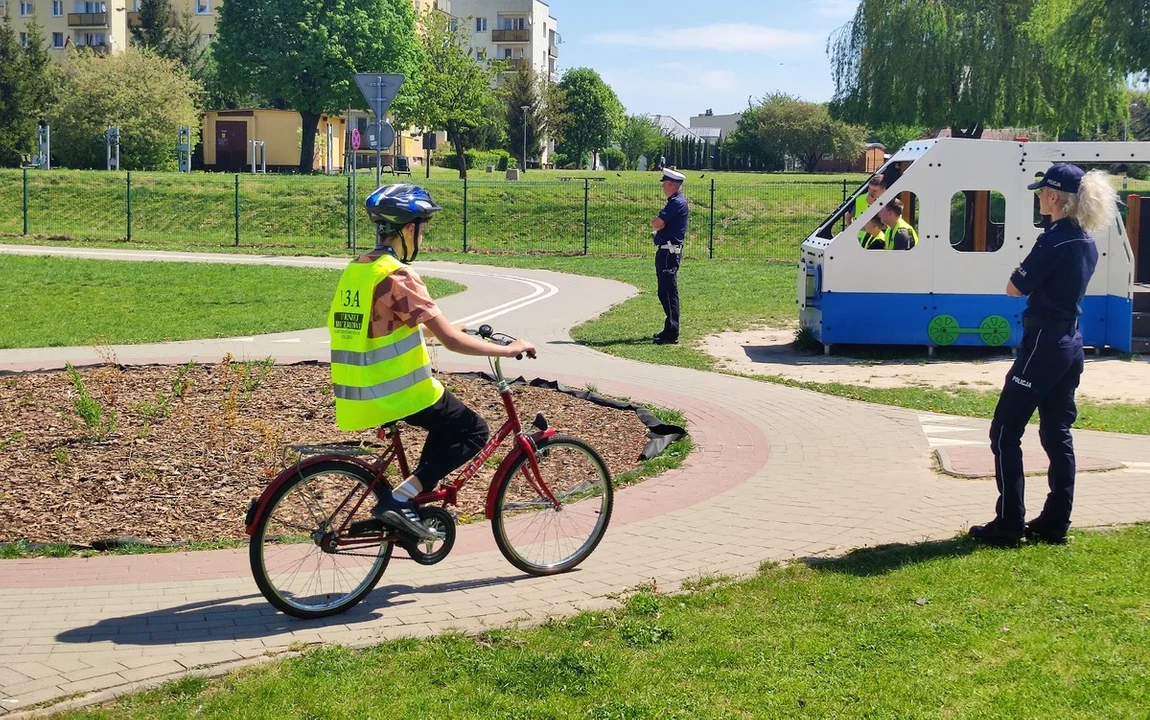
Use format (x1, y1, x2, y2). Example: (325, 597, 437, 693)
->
(1, 168, 858, 261)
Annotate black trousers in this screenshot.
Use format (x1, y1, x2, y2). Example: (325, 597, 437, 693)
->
(402, 389, 490, 488)
(988, 326, 1084, 533)
(656, 248, 681, 339)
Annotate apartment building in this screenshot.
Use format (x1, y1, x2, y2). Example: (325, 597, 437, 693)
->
(3, 0, 218, 56)
(451, 0, 558, 82)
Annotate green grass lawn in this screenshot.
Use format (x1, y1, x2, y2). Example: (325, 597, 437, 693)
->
(0, 255, 463, 349)
(0, 167, 865, 260)
(57, 524, 1150, 719)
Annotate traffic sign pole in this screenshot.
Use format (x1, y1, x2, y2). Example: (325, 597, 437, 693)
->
(354, 73, 404, 189)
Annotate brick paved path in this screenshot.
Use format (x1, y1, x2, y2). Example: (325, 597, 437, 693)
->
(2, 246, 1148, 717)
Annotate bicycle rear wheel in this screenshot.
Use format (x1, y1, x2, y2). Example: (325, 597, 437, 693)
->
(492, 434, 613, 575)
(250, 460, 393, 619)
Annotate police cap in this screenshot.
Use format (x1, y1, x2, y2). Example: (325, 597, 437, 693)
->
(660, 168, 685, 184)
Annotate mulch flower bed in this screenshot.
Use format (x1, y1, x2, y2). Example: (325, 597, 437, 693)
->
(0, 361, 648, 546)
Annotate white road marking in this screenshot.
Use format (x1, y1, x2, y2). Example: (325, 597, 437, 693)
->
(270, 338, 302, 344)
(928, 437, 985, 448)
(921, 424, 979, 434)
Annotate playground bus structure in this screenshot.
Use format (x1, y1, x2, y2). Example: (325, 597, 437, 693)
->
(799, 139, 1150, 354)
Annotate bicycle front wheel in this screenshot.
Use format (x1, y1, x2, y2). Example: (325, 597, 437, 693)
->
(250, 460, 393, 619)
(492, 434, 613, 575)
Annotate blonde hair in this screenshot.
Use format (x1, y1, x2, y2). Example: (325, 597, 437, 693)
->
(1051, 170, 1119, 235)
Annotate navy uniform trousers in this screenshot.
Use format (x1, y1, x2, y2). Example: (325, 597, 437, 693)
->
(655, 247, 681, 340)
(989, 325, 1084, 534)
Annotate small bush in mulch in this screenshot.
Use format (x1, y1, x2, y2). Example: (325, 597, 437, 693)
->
(0, 361, 650, 546)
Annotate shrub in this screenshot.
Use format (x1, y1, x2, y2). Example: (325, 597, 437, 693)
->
(49, 47, 202, 171)
(438, 148, 512, 171)
(600, 147, 626, 171)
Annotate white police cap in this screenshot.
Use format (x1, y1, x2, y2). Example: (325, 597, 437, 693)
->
(660, 168, 685, 183)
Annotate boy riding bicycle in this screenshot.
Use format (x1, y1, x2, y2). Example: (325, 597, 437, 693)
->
(327, 184, 536, 541)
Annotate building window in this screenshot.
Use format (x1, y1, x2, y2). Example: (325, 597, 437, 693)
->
(77, 2, 106, 12)
(18, 31, 29, 48)
(475, 17, 486, 32)
(500, 17, 526, 30)
(19, 0, 33, 16)
(475, 47, 486, 59)
(52, 32, 64, 48)
(52, 0, 64, 16)
(195, 0, 211, 14)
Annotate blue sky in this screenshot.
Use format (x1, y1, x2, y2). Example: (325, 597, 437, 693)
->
(542, 0, 860, 125)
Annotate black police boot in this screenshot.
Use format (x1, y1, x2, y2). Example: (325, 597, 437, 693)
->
(968, 519, 1024, 547)
(1025, 517, 1069, 545)
(653, 334, 678, 345)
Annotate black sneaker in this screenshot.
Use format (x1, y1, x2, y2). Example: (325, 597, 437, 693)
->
(968, 519, 1024, 547)
(1025, 518, 1069, 545)
(372, 497, 442, 542)
(653, 335, 678, 345)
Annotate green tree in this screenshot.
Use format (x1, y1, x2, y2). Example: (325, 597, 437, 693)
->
(49, 47, 202, 170)
(618, 115, 665, 170)
(0, 20, 29, 166)
(869, 124, 928, 154)
(130, 0, 173, 52)
(828, 0, 1126, 137)
(213, 0, 422, 173)
(504, 64, 544, 171)
(555, 67, 623, 169)
(412, 11, 500, 179)
(0, 19, 58, 167)
(1063, 0, 1150, 79)
(20, 21, 57, 133)
(727, 93, 866, 172)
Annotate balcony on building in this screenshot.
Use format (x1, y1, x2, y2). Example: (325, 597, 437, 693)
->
(492, 28, 530, 43)
(68, 12, 107, 27)
(548, 42, 558, 58)
(501, 57, 529, 72)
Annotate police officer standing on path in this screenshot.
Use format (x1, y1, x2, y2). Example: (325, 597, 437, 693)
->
(969, 163, 1118, 547)
(652, 168, 687, 344)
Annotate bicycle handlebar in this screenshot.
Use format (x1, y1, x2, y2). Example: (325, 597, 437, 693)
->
(464, 324, 533, 361)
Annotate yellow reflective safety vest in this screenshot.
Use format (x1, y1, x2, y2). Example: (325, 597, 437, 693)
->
(328, 254, 444, 432)
(885, 218, 919, 250)
(854, 195, 869, 242)
(860, 228, 886, 250)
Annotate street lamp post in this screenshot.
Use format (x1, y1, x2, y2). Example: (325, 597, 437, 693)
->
(521, 105, 529, 173)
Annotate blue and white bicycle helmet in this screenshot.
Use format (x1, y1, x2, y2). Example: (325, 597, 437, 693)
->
(365, 184, 443, 231)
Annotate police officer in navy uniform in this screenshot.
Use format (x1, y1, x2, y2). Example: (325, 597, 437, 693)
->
(652, 168, 688, 344)
(969, 163, 1117, 547)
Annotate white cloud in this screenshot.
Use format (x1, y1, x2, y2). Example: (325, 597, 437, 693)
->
(587, 23, 821, 53)
(814, 0, 859, 19)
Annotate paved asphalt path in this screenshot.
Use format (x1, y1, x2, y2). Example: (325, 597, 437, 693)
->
(2, 245, 1149, 717)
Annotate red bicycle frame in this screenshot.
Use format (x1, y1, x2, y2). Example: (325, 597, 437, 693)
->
(244, 363, 557, 542)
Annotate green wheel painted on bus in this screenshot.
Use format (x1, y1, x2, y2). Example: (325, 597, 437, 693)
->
(928, 314, 960, 346)
(979, 315, 1011, 347)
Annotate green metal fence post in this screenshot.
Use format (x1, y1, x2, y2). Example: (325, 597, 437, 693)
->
(22, 168, 28, 235)
(583, 178, 589, 255)
(709, 178, 716, 259)
(462, 177, 469, 252)
(346, 174, 352, 250)
(126, 172, 132, 242)
(234, 174, 240, 246)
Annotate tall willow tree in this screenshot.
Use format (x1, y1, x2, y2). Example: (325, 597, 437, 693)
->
(827, 0, 1126, 137)
(1063, 0, 1150, 78)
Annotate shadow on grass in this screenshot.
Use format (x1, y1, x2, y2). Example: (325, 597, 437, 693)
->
(550, 338, 655, 348)
(802, 535, 976, 577)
